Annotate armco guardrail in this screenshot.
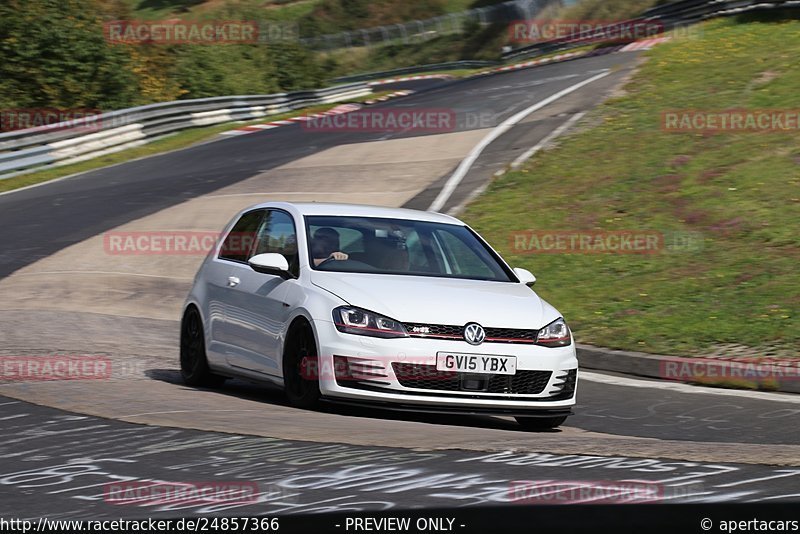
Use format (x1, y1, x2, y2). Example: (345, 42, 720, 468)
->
(332, 61, 499, 84)
(0, 82, 371, 180)
(639, 0, 800, 22)
(501, 0, 800, 61)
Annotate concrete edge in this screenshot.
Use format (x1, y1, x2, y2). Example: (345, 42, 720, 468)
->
(577, 344, 800, 394)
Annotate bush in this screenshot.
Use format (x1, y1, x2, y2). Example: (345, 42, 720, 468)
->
(173, 45, 281, 98)
(0, 0, 138, 110)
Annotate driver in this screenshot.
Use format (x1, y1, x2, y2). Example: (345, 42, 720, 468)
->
(311, 227, 349, 266)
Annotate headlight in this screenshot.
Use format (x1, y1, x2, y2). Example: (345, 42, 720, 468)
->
(332, 306, 409, 338)
(535, 317, 571, 347)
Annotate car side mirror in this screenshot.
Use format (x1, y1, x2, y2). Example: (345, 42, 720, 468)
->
(513, 267, 536, 286)
(248, 253, 294, 279)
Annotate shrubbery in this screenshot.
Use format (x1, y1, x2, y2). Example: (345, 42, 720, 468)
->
(0, 0, 138, 109)
(0, 0, 327, 110)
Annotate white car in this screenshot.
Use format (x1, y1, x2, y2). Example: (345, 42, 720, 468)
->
(181, 202, 578, 429)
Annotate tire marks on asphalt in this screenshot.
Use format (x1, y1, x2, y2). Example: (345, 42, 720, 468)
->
(2, 397, 800, 520)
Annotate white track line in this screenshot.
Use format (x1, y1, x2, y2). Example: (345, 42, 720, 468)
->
(445, 112, 585, 216)
(580, 371, 800, 403)
(510, 111, 586, 169)
(428, 70, 610, 212)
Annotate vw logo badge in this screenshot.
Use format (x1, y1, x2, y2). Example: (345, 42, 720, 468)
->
(463, 323, 486, 346)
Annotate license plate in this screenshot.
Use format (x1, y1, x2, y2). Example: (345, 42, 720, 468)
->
(436, 352, 517, 375)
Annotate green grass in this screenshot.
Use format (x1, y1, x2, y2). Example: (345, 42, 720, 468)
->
(122, 0, 322, 20)
(462, 16, 800, 357)
(120, 0, 182, 19)
(263, 0, 320, 22)
(0, 91, 391, 193)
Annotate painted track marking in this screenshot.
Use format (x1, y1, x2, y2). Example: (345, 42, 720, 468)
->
(428, 70, 610, 212)
(581, 371, 800, 404)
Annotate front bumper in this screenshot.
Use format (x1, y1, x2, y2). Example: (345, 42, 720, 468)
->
(312, 319, 578, 412)
(323, 398, 573, 417)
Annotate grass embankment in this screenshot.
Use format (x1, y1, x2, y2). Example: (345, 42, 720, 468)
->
(463, 16, 800, 358)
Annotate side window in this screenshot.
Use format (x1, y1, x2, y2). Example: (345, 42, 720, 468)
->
(254, 210, 299, 277)
(219, 209, 264, 263)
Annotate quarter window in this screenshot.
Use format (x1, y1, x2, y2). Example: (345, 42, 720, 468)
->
(218, 209, 264, 263)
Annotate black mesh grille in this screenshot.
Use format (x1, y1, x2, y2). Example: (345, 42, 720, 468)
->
(392, 363, 552, 395)
(486, 371, 552, 394)
(403, 323, 538, 344)
(392, 363, 459, 391)
(484, 327, 538, 343)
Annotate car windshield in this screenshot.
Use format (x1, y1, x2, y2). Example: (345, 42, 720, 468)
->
(305, 215, 514, 282)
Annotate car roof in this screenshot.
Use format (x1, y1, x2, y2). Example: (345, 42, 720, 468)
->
(250, 202, 464, 225)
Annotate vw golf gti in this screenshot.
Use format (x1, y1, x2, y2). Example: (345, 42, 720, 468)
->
(181, 202, 578, 429)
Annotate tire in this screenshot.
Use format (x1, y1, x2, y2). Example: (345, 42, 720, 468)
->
(180, 307, 226, 388)
(515, 415, 568, 430)
(282, 320, 321, 409)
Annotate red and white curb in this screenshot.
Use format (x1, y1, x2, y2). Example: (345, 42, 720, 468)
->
(363, 89, 414, 105)
(367, 74, 453, 86)
(483, 50, 587, 74)
(220, 103, 362, 136)
(620, 36, 670, 51)
(219, 90, 416, 136)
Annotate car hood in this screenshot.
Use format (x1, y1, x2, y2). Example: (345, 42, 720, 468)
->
(309, 271, 560, 329)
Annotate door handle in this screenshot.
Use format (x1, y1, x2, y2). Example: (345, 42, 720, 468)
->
(227, 276, 240, 287)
